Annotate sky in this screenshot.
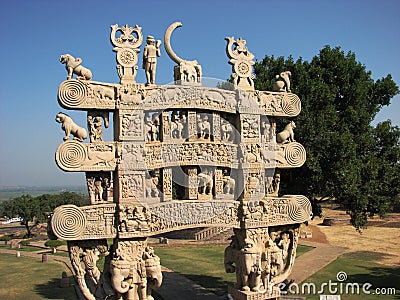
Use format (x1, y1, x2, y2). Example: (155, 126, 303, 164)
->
(0, 0, 399, 187)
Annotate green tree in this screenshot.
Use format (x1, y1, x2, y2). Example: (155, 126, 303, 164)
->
(254, 46, 399, 229)
(0, 192, 87, 237)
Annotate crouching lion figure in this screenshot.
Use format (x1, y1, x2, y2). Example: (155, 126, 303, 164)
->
(276, 121, 296, 143)
(56, 112, 87, 142)
(60, 54, 92, 80)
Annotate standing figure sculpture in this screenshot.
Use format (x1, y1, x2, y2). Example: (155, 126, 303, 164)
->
(143, 36, 161, 86)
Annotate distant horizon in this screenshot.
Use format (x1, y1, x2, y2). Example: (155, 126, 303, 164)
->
(1, 0, 399, 187)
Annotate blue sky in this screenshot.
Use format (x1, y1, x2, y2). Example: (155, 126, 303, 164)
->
(0, 0, 399, 187)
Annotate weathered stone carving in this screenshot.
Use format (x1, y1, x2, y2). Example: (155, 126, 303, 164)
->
(273, 71, 292, 93)
(164, 22, 202, 85)
(51, 22, 313, 300)
(58, 80, 117, 110)
(60, 54, 92, 80)
(196, 113, 211, 140)
(56, 112, 88, 142)
(87, 111, 109, 143)
(144, 112, 160, 142)
(86, 172, 112, 204)
(110, 24, 143, 83)
(226, 37, 255, 90)
(142, 36, 161, 86)
(56, 141, 118, 172)
(277, 121, 296, 143)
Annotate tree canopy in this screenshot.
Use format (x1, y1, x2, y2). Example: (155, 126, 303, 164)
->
(254, 46, 400, 229)
(0, 192, 87, 237)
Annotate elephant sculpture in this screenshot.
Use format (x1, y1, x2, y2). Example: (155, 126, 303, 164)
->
(110, 246, 162, 300)
(224, 240, 262, 291)
(110, 259, 147, 300)
(144, 255, 163, 299)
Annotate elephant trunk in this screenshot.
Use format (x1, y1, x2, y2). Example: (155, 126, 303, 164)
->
(145, 257, 163, 289)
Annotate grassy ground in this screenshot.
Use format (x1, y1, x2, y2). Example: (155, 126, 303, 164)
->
(286, 251, 400, 299)
(0, 255, 77, 300)
(155, 244, 313, 295)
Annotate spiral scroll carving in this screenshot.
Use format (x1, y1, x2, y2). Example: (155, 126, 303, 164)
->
(295, 195, 312, 218)
(281, 93, 301, 116)
(284, 142, 306, 167)
(288, 198, 308, 223)
(51, 205, 86, 240)
(56, 141, 87, 171)
(58, 80, 87, 108)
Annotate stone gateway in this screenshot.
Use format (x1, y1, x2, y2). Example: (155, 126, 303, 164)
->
(48, 22, 312, 300)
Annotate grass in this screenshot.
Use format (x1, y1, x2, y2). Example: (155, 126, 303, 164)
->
(0, 254, 77, 299)
(155, 244, 313, 295)
(288, 251, 400, 300)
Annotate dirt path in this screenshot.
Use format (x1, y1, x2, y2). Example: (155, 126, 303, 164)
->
(312, 208, 400, 266)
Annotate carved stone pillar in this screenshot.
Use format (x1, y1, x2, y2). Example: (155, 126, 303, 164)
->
(161, 111, 171, 141)
(187, 111, 197, 141)
(213, 112, 221, 141)
(214, 169, 223, 199)
(185, 167, 198, 199)
(162, 167, 172, 201)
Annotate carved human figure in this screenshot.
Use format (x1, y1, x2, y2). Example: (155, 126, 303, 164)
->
(145, 172, 160, 198)
(142, 36, 161, 86)
(94, 178, 104, 202)
(278, 232, 290, 260)
(118, 205, 129, 232)
(261, 120, 271, 142)
(88, 116, 104, 142)
(171, 110, 187, 139)
(268, 171, 281, 196)
(276, 121, 296, 143)
(197, 114, 211, 139)
(267, 232, 284, 276)
(221, 119, 234, 142)
(144, 113, 160, 142)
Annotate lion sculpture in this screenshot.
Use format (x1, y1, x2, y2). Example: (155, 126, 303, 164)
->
(276, 121, 296, 143)
(56, 112, 88, 142)
(60, 54, 92, 80)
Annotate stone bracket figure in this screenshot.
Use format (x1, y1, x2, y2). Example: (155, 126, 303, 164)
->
(60, 54, 93, 80)
(110, 24, 143, 83)
(225, 37, 255, 90)
(142, 36, 161, 86)
(88, 111, 109, 143)
(164, 22, 202, 85)
(56, 112, 88, 142)
(276, 121, 296, 143)
(273, 71, 292, 93)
